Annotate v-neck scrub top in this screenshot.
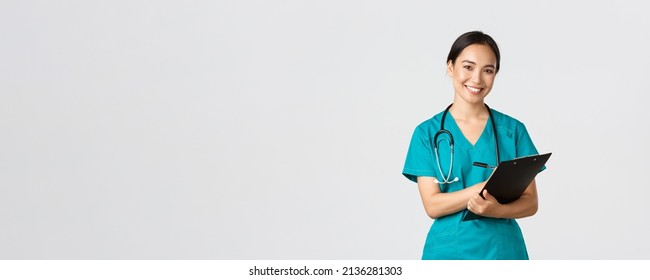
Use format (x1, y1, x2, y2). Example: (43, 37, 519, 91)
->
(402, 108, 544, 260)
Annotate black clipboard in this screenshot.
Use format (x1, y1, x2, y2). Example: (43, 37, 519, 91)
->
(462, 152, 552, 221)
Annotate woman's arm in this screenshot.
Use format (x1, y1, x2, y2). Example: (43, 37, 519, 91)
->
(417, 176, 485, 219)
(467, 179, 539, 219)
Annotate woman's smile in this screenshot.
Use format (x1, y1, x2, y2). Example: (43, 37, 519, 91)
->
(465, 85, 483, 94)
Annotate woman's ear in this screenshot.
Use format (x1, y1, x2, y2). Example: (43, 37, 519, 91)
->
(447, 61, 454, 77)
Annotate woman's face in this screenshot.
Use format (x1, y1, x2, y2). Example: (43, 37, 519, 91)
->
(447, 43, 497, 105)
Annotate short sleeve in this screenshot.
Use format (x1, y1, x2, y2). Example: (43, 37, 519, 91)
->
(515, 122, 547, 172)
(402, 126, 438, 183)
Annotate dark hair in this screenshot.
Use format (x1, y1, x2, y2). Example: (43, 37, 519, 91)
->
(446, 31, 501, 73)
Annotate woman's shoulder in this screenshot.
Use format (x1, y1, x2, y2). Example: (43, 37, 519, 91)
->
(490, 108, 526, 128)
(414, 111, 445, 132)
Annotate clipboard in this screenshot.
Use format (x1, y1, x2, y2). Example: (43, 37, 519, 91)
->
(462, 152, 552, 221)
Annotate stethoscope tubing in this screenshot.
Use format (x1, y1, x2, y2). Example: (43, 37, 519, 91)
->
(433, 103, 500, 184)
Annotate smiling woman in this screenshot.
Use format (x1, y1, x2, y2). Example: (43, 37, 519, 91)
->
(402, 31, 545, 260)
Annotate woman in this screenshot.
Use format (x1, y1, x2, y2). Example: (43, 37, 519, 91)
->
(402, 31, 544, 259)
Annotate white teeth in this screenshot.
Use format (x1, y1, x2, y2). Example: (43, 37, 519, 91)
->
(466, 86, 481, 92)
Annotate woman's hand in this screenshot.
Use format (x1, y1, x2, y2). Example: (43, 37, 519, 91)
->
(467, 190, 504, 218)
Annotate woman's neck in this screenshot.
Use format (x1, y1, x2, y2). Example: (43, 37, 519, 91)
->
(448, 100, 488, 121)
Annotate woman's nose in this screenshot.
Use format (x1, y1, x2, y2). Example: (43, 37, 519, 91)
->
(471, 71, 481, 83)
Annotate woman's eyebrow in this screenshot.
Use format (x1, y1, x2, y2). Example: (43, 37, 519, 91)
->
(462, 60, 495, 68)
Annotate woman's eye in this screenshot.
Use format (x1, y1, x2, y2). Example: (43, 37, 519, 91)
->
(484, 69, 494, 74)
(463, 65, 473, 70)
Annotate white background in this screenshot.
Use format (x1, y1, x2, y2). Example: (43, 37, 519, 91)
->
(1, 0, 649, 259)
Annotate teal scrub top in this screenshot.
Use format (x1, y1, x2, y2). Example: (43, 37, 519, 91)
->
(403, 108, 544, 260)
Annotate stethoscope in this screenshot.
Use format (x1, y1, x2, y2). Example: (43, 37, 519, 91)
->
(433, 103, 500, 184)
